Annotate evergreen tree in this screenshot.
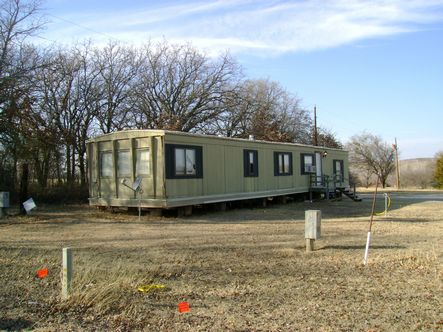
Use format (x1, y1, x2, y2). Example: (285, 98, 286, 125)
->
(434, 152, 443, 188)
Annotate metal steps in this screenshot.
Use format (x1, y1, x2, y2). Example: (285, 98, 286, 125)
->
(337, 188, 362, 202)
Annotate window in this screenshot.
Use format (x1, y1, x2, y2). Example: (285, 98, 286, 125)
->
(334, 159, 344, 180)
(274, 152, 292, 176)
(244, 149, 258, 177)
(136, 149, 150, 176)
(175, 148, 196, 175)
(301, 153, 316, 174)
(165, 144, 203, 179)
(117, 150, 131, 177)
(100, 151, 113, 178)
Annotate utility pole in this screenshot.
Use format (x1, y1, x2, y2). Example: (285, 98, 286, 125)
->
(313, 105, 318, 146)
(393, 138, 400, 189)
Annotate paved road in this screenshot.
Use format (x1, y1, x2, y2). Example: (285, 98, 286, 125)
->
(359, 191, 443, 202)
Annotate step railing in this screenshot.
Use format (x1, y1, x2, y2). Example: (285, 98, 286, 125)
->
(309, 174, 330, 189)
(333, 173, 346, 188)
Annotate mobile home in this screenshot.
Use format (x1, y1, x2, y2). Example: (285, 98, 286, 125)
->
(87, 130, 350, 209)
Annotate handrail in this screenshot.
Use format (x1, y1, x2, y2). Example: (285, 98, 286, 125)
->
(309, 174, 330, 188)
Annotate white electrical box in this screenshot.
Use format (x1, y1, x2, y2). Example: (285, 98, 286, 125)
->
(0, 192, 9, 208)
(305, 210, 321, 240)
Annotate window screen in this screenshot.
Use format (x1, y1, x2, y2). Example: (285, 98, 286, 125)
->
(185, 149, 196, 175)
(117, 150, 131, 177)
(301, 153, 316, 174)
(136, 149, 150, 176)
(100, 151, 113, 178)
(175, 148, 196, 175)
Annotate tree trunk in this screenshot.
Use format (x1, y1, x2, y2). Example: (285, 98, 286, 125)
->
(66, 144, 71, 184)
(71, 143, 76, 185)
(35, 150, 51, 189)
(56, 150, 62, 184)
(78, 146, 86, 187)
(12, 154, 17, 195)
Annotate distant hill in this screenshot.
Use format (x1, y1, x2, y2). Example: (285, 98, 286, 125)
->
(351, 158, 436, 188)
(395, 158, 436, 188)
(400, 157, 435, 171)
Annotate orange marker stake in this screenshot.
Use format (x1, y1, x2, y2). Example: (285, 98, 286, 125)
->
(178, 301, 190, 313)
(37, 268, 48, 279)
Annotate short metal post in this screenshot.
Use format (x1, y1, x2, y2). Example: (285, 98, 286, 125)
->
(138, 191, 141, 222)
(62, 247, 73, 299)
(384, 193, 388, 216)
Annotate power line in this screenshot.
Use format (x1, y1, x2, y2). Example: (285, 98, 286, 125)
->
(47, 13, 122, 42)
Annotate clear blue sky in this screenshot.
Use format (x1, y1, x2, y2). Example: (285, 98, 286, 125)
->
(37, 0, 443, 159)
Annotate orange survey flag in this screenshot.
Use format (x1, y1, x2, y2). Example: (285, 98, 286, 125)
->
(178, 301, 190, 313)
(37, 268, 48, 279)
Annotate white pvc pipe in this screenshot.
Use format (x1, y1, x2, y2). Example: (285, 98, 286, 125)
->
(62, 247, 73, 299)
(363, 231, 372, 265)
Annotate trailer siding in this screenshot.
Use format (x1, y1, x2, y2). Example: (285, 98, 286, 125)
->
(87, 130, 349, 208)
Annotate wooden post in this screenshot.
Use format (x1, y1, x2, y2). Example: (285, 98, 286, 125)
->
(364, 176, 379, 265)
(62, 247, 73, 299)
(306, 238, 315, 252)
(313, 106, 318, 146)
(394, 138, 401, 190)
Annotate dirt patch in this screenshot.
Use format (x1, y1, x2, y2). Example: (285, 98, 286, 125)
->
(0, 196, 442, 331)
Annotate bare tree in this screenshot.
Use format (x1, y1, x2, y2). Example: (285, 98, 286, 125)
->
(132, 41, 240, 132)
(347, 133, 395, 188)
(399, 161, 435, 189)
(0, 0, 44, 77)
(316, 127, 343, 149)
(35, 47, 85, 185)
(94, 42, 140, 133)
(0, 0, 45, 210)
(73, 43, 101, 185)
(213, 79, 312, 143)
(208, 86, 251, 137)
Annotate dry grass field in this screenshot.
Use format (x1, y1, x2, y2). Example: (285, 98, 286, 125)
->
(0, 192, 442, 331)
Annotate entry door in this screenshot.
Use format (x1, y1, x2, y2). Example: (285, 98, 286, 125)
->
(315, 152, 322, 185)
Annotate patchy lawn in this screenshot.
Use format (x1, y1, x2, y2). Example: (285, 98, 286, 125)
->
(0, 194, 442, 331)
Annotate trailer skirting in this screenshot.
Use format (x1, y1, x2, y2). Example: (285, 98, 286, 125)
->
(89, 187, 310, 208)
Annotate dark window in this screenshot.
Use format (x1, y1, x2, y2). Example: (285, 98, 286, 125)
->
(274, 152, 293, 176)
(165, 144, 203, 179)
(244, 150, 258, 177)
(301, 153, 316, 174)
(333, 159, 344, 180)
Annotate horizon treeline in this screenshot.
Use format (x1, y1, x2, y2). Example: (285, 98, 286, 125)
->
(0, 0, 341, 204)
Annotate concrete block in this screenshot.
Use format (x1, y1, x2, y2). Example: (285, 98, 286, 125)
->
(305, 210, 321, 240)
